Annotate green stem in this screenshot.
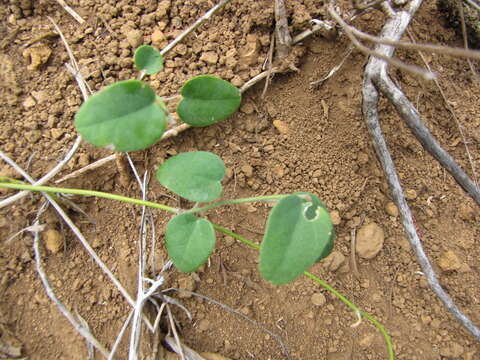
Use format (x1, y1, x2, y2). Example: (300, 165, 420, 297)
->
(213, 223, 394, 360)
(185, 195, 286, 215)
(303, 272, 394, 360)
(0, 183, 178, 214)
(0, 181, 394, 358)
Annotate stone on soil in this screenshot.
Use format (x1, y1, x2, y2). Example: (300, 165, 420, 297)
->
(311, 292, 326, 306)
(438, 250, 462, 272)
(356, 223, 384, 259)
(329, 210, 341, 225)
(126, 29, 143, 48)
(385, 202, 399, 217)
(43, 229, 63, 254)
(273, 120, 289, 134)
(177, 275, 196, 298)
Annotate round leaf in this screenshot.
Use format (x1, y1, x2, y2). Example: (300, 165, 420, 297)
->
(166, 213, 215, 272)
(75, 80, 167, 152)
(156, 151, 225, 202)
(177, 75, 241, 127)
(259, 194, 334, 285)
(134, 45, 164, 75)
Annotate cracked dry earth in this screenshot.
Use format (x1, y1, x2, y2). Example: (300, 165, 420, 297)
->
(1, 1, 480, 359)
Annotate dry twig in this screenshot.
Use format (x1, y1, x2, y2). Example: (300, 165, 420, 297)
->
(406, 29, 479, 189)
(54, 0, 86, 24)
(164, 288, 291, 359)
(457, 0, 479, 79)
(274, 0, 292, 61)
(362, 0, 480, 339)
(463, 0, 480, 12)
(160, 0, 233, 56)
(31, 208, 109, 358)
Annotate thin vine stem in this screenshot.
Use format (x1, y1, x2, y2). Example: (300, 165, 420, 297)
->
(184, 195, 286, 215)
(0, 181, 394, 358)
(0, 182, 178, 214)
(213, 224, 395, 359)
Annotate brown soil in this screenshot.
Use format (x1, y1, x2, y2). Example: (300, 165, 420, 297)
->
(1, 1, 480, 359)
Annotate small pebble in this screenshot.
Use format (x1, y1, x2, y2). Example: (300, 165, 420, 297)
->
(438, 250, 462, 272)
(311, 292, 326, 306)
(198, 319, 211, 332)
(126, 29, 143, 48)
(356, 223, 384, 259)
(385, 202, 399, 217)
(405, 189, 417, 200)
(329, 210, 341, 225)
(273, 120, 289, 134)
(200, 51, 218, 65)
(177, 275, 196, 298)
(42, 229, 63, 254)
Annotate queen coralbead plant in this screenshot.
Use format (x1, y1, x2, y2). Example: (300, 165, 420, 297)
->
(0, 45, 394, 358)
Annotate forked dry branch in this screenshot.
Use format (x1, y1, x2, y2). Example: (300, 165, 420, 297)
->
(358, 0, 480, 339)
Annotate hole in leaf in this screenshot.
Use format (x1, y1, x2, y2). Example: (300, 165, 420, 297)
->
(304, 202, 319, 221)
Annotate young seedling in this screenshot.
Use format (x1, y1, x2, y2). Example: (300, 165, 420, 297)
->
(0, 151, 335, 284)
(74, 45, 241, 152)
(0, 45, 395, 357)
(156, 151, 335, 284)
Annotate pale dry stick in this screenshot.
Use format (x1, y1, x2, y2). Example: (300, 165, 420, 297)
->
(108, 310, 134, 360)
(54, 0, 86, 24)
(350, 228, 361, 280)
(362, 0, 480, 339)
(406, 29, 479, 188)
(329, 6, 480, 61)
(0, 19, 87, 209)
(129, 171, 149, 360)
(464, 0, 480, 11)
(311, 45, 354, 87)
(328, 6, 436, 80)
(148, 211, 158, 276)
(163, 288, 291, 359)
(5, 224, 46, 244)
(457, 0, 479, 79)
(261, 34, 275, 98)
(167, 305, 186, 360)
(375, 62, 480, 202)
(274, 0, 293, 61)
(31, 207, 109, 358)
(293, 18, 335, 44)
(75, 311, 95, 360)
(160, 0, 233, 56)
(0, 150, 154, 331)
(55, 154, 117, 183)
(353, 0, 384, 11)
(164, 336, 206, 360)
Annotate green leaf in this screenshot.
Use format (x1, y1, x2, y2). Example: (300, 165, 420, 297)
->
(75, 80, 167, 152)
(156, 151, 225, 202)
(134, 45, 163, 75)
(259, 194, 334, 285)
(177, 75, 241, 127)
(166, 213, 215, 272)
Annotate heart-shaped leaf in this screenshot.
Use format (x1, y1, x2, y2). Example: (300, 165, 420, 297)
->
(177, 75, 241, 127)
(134, 45, 163, 75)
(75, 80, 167, 152)
(166, 213, 215, 272)
(157, 151, 225, 202)
(259, 194, 334, 285)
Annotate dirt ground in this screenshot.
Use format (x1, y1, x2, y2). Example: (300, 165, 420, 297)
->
(1, 1, 480, 359)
